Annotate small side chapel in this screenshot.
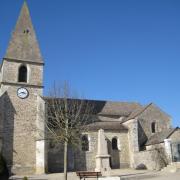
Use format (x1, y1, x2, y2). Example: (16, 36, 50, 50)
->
(0, 2, 180, 175)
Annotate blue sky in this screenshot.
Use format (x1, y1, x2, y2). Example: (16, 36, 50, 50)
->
(0, 0, 180, 126)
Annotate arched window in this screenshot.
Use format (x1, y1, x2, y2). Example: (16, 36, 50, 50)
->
(18, 65, 27, 83)
(112, 137, 118, 150)
(81, 135, 89, 151)
(151, 122, 156, 133)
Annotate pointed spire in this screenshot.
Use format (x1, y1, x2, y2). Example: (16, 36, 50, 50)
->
(5, 1, 43, 62)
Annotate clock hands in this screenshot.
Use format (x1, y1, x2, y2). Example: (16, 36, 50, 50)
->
(18, 92, 26, 95)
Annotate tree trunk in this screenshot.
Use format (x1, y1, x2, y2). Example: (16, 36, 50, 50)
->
(64, 141, 68, 180)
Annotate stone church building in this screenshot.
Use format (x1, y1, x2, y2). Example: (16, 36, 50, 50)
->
(0, 2, 180, 175)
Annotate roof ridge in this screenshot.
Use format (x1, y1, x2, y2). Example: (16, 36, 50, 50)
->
(43, 96, 142, 104)
(166, 127, 179, 139)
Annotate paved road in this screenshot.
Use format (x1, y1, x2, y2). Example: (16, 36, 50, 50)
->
(10, 169, 180, 180)
(143, 171, 180, 180)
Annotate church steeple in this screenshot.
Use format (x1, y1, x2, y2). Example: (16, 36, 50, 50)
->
(5, 1, 43, 62)
(0, 2, 44, 174)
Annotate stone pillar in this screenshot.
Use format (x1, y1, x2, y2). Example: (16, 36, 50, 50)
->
(36, 96, 45, 174)
(95, 129, 111, 172)
(36, 140, 45, 174)
(164, 139, 172, 163)
(123, 118, 139, 168)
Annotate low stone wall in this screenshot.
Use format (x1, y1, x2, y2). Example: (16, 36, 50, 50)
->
(134, 148, 168, 170)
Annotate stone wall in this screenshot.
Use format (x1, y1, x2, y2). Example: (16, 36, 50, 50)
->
(105, 131, 130, 168)
(2, 60, 43, 86)
(47, 131, 98, 173)
(138, 104, 171, 140)
(47, 130, 130, 172)
(75, 131, 98, 171)
(170, 129, 180, 142)
(0, 47, 44, 175)
(146, 142, 164, 151)
(0, 92, 5, 140)
(123, 119, 139, 168)
(47, 141, 64, 172)
(134, 148, 167, 170)
(0, 85, 43, 175)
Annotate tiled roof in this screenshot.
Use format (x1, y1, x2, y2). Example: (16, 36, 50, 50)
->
(43, 97, 142, 116)
(97, 101, 142, 116)
(86, 121, 128, 131)
(120, 103, 153, 123)
(146, 128, 178, 146)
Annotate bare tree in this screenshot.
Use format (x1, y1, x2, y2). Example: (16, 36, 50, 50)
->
(44, 82, 94, 180)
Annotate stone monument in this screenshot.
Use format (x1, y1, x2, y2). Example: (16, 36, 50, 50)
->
(95, 129, 111, 172)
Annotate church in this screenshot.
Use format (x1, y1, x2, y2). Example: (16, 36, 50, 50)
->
(0, 2, 180, 175)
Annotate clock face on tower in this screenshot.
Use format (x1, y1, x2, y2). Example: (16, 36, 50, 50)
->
(17, 87, 29, 99)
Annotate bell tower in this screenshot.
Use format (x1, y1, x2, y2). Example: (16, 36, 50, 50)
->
(0, 2, 44, 175)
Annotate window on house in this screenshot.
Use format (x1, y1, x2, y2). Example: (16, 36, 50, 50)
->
(178, 144, 180, 152)
(81, 135, 89, 151)
(112, 137, 118, 150)
(18, 65, 27, 82)
(151, 122, 156, 133)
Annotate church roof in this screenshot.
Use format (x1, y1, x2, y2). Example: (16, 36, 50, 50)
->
(5, 2, 43, 62)
(126, 103, 152, 120)
(120, 103, 153, 123)
(43, 97, 142, 116)
(145, 127, 179, 146)
(86, 121, 128, 131)
(96, 101, 142, 116)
